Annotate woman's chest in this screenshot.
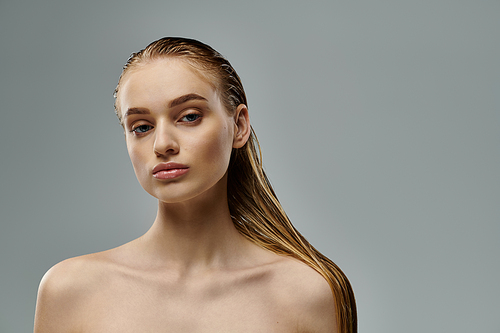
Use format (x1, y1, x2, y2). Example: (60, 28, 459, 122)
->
(78, 274, 300, 333)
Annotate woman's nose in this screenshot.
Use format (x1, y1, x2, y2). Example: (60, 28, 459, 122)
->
(153, 124, 179, 157)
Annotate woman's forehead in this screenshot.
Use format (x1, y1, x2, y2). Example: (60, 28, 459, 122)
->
(124, 58, 209, 84)
(116, 59, 225, 121)
(124, 57, 216, 85)
(117, 58, 222, 114)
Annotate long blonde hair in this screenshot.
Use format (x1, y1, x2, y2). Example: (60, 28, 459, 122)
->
(114, 37, 357, 333)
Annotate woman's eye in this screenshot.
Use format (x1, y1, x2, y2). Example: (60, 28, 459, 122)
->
(180, 113, 201, 122)
(131, 124, 152, 134)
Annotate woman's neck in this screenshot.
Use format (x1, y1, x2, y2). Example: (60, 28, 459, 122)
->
(138, 187, 248, 274)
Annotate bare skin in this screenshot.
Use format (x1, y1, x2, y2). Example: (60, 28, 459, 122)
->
(34, 58, 337, 332)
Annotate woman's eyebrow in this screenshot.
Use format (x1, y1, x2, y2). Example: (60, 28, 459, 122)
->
(123, 94, 207, 119)
(169, 93, 208, 108)
(124, 107, 150, 119)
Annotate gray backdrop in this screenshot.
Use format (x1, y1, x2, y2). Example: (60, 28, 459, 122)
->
(1, 0, 499, 332)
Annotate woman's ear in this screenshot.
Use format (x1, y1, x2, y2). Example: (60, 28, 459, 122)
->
(233, 104, 251, 148)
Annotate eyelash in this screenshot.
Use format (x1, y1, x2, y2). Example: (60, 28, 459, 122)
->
(180, 113, 202, 122)
(130, 113, 202, 135)
(130, 124, 152, 134)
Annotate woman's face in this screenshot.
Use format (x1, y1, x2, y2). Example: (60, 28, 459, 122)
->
(117, 58, 240, 204)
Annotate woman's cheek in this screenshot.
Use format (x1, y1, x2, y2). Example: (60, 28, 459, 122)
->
(206, 130, 232, 166)
(128, 146, 149, 185)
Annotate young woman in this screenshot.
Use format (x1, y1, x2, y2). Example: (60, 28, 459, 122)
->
(34, 37, 356, 333)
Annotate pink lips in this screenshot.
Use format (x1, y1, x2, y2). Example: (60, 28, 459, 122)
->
(152, 162, 189, 180)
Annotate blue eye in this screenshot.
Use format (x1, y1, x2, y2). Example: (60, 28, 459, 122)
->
(132, 124, 152, 134)
(181, 114, 201, 122)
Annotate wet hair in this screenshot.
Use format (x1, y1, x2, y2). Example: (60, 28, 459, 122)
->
(114, 37, 357, 333)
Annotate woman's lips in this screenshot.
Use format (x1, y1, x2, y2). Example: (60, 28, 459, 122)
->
(152, 162, 189, 179)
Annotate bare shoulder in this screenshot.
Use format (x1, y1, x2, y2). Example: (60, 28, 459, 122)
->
(39, 253, 105, 288)
(267, 255, 338, 333)
(34, 252, 111, 332)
